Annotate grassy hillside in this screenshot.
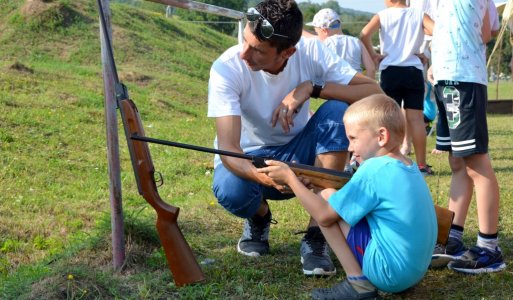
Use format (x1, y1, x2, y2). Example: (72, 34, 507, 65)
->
(1, 1, 513, 299)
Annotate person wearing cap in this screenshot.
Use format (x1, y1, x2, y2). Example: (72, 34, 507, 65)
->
(304, 8, 376, 80)
(208, 0, 382, 279)
(360, 0, 434, 176)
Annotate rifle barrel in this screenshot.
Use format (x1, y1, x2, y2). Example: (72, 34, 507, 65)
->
(131, 135, 351, 179)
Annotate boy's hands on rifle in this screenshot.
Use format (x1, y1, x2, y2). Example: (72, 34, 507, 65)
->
(257, 160, 310, 193)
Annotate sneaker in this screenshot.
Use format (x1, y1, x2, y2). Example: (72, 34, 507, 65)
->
(237, 211, 273, 257)
(300, 226, 336, 276)
(312, 279, 381, 300)
(430, 237, 468, 268)
(448, 246, 507, 274)
(418, 163, 434, 176)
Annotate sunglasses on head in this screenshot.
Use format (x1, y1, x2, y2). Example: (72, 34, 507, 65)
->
(246, 7, 290, 39)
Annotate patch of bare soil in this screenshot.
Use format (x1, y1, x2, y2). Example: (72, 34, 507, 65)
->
(120, 71, 153, 85)
(9, 62, 34, 74)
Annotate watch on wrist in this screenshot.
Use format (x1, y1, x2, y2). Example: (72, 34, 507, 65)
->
(311, 79, 325, 99)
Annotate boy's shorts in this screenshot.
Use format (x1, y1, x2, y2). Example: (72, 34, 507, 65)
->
(380, 66, 425, 110)
(434, 81, 489, 157)
(347, 218, 371, 267)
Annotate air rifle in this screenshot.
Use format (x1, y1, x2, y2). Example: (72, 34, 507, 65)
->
(132, 135, 453, 245)
(131, 135, 352, 190)
(97, 0, 205, 286)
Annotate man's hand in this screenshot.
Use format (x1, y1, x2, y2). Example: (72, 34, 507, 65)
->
(271, 81, 311, 133)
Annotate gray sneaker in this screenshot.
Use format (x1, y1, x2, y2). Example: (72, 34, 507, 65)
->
(430, 237, 467, 268)
(237, 211, 273, 257)
(300, 226, 336, 276)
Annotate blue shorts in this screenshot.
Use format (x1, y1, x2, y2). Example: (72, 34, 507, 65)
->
(347, 218, 371, 267)
(212, 100, 349, 218)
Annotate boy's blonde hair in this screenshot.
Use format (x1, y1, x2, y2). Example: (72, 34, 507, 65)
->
(343, 94, 405, 142)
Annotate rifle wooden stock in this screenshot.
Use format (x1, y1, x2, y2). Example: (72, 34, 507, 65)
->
(119, 98, 205, 286)
(289, 166, 350, 189)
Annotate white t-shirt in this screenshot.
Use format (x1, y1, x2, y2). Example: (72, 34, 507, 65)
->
(378, 7, 425, 71)
(324, 35, 364, 72)
(208, 37, 357, 167)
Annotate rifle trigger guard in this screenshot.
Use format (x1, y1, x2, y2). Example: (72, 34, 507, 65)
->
(154, 171, 164, 187)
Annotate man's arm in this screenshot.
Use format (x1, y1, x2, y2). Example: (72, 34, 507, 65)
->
(274, 74, 382, 132)
(215, 115, 285, 190)
(319, 73, 383, 104)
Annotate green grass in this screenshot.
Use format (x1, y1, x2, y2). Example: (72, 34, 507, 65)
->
(1, 1, 513, 299)
(488, 80, 513, 100)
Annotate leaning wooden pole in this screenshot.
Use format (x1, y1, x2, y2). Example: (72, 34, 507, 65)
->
(99, 0, 125, 271)
(146, 0, 244, 19)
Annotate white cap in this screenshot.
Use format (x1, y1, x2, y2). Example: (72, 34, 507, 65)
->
(305, 8, 340, 29)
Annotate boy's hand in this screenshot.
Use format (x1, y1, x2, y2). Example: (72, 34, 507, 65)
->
(256, 160, 297, 192)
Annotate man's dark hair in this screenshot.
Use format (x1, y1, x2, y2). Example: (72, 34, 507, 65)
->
(253, 0, 303, 52)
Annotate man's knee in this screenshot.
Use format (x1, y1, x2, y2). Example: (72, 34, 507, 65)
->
(212, 167, 262, 218)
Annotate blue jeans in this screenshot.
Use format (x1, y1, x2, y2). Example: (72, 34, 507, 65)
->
(212, 100, 349, 218)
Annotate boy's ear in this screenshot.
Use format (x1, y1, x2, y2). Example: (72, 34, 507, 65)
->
(377, 127, 390, 147)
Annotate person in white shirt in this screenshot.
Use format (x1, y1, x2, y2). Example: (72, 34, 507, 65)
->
(360, 0, 434, 176)
(303, 8, 376, 79)
(208, 0, 382, 277)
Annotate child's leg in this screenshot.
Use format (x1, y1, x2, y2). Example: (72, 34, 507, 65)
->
(462, 153, 500, 234)
(447, 154, 473, 226)
(405, 108, 427, 166)
(318, 219, 362, 275)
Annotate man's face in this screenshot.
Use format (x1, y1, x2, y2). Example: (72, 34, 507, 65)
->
(240, 25, 289, 74)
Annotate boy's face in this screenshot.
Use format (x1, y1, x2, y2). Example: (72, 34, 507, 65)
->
(240, 25, 295, 74)
(345, 121, 382, 163)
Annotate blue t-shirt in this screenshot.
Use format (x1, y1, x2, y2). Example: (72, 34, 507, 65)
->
(328, 156, 437, 293)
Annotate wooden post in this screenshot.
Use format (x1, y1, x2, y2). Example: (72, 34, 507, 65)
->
(495, 38, 503, 100)
(99, 0, 125, 271)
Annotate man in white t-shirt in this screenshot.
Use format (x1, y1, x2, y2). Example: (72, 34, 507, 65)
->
(207, 0, 382, 277)
(303, 8, 376, 79)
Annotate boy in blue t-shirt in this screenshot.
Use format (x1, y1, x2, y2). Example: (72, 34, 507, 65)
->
(258, 94, 437, 299)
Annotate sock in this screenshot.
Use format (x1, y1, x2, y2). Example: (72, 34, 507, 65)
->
(251, 208, 271, 225)
(449, 224, 464, 241)
(477, 232, 499, 252)
(347, 275, 376, 293)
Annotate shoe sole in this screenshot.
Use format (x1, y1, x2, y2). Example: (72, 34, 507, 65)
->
(301, 257, 336, 276)
(449, 262, 507, 274)
(430, 253, 464, 269)
(237, 239, 266, 257)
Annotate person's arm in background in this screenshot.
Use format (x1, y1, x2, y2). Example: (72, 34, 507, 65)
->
(423, 13, 434, 36)
(488, 0, 500, 37)
(360, 14, 383, 67)
(482, 6, 492, 44)
(359, 40, 376, 80)
(302, 29, 317, 39)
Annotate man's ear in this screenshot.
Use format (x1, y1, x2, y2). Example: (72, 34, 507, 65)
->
(281, 47, 296, 59)
(377, 127, 390, 147)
